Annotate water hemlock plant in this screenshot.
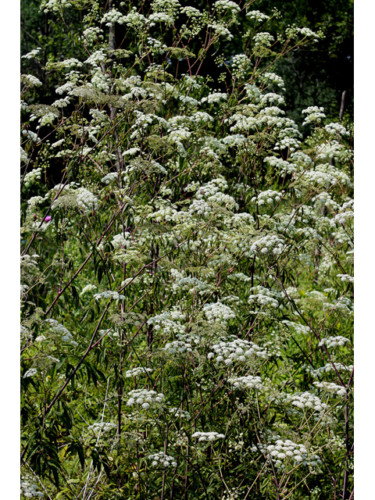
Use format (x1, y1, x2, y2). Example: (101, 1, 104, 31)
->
(21, 1, 353, 498)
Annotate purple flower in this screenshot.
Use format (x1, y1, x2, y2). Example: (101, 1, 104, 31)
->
(44, 215, 52, 222)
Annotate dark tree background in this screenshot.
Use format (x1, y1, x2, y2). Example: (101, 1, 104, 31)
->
(21, 0, 353, 122)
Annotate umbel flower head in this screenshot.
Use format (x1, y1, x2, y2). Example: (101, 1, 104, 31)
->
(127, 389, 165, 410)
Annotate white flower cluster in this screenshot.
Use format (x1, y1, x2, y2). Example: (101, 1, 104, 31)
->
(305, 362, 353, 378)
(228, 272, 252, 283)
(302, 106, 326, 126)
(303, 164, 349, 188)
(231, 54, 251, 79)
(330, 210, 354, 227)
(203, 302, 235, 323)
(129, 111, 155, 139)
(26, 196, 44, 210)
(207, 338, 268, 364)
(23, 168, 42, 188)
(111, 232, 132, 250)
(278, 125, 301, 140)
(196, 178, 228, 198)
(56, 58, 82, 70)
(169, 127, 191, 144)
(152, 0, 181, 14)
(295, 27, 321, 40)
(37, 111, 58, 128)
(148, 452, 177, 468)
(55, 82, 75, 95)
(22, 74, 43, 87)
(260, 106, 285, 118)
(252, 189, 282, 206)
(250, 234, 285, 256)
(169, 407, 191, 419)
(51, 139, 65, 148)
(258, 439, 320, 468)
(179, 95, 199, 106)
(22, 48, 41, 60)
(264, 156, 295, 175)
(286, 391, 327, 412)
(184, 181, 200, 192)
(219, 295, 240, 306)
(171, 269, 211, 295)
(82, 27, 103, 45)
(261, 93, 285, 107)
(214, 0, 240, 14)
(228, 375, 263, 390)
(20, 474, 44, 498)
(45, 318, 77, 345)
(76, 187, 98, 213)
(253, 32, 274, 48)
(88, 422, 116, 434)
(122, 86, 148, 102)
(325, 122, 349, 137)
(127, 389, 165, 409)
(201, 92, 228, 104)
(122, 147, 140, 157)
(182, 75, 202, 91)
(147, 37, 168, 54)
(23, 368, 38, 379)
(89, 109, 108, 123)
(192, 431, 225, 442)
(80, 284, 97, 296)
(337, 274, 354, 283)
(91, 70, 111, 92)
(282, 321, 312, 336)
(189, 111, 214, 125)
(21, 147, 28, 163)
(314, 381, 346, 397)
(325, 297, 353, 314)
(125, 367, 153, 378)
(101, 172, 118, 185)
(148, 12, 174, 26)
(227, 212, 254, 228)
(147, 309, 186, 335)
(260, 72, 285, 90)
(51, 96, 70, 108)
(164, 340, 193, 354)
(318, 336, 350, 348)
(21, 253, 40, 270)
(312, 191, 339, 211)
(94, 290, 125, 301)
(42, 0, 72, 13)
(222, 134, 247, 148)
(101, 9, 127, 27)
(207, 192, 238, 211)
(85, 49, 106, 67)
(148, 204, 178, 223)
(316, 141, 346, 162)
(122, 8, 147, 29)
(290, 151, 313, 167)
(246, 10, 269, 22)
(127, 157, 167, 175)
(274, 136, 301, 152)
(208, 22, 233, 40)
(248, 286, 282, 310)
(180, 6, 202, 18)
(222, 488, 241, 500)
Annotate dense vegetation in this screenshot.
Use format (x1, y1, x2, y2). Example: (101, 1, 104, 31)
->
(21, 1, 353, 498)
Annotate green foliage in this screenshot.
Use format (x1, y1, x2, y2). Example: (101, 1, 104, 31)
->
(21, 1, 353, 498)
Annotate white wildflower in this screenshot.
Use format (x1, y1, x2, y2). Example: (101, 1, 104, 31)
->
(192, 431, 225, 442)
(148, 452, 177, 468)
(228, 375, 263, 390)
(127, 389, 165, 407)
